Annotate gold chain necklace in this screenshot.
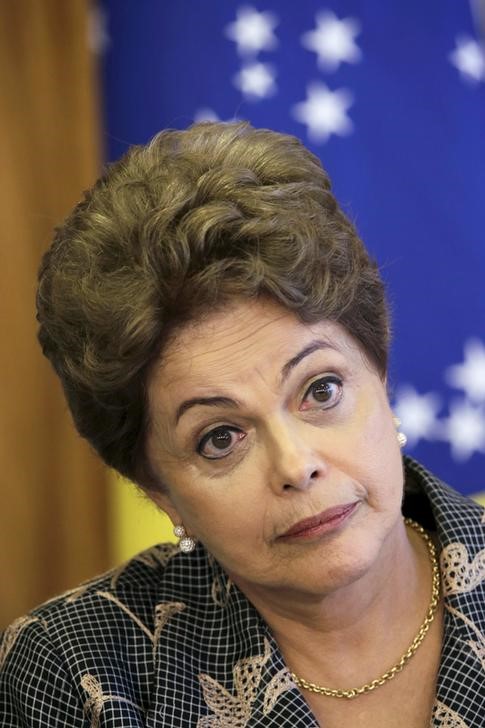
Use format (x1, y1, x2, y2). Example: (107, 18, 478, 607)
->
(290, 518, 441, 700)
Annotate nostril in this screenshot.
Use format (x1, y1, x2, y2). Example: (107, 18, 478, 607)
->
(310, 470, 319, 479)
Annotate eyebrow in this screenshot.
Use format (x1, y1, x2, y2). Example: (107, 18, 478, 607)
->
(174, 339, 336, 425)
(280, 339, 335, 383)
(175, 396, 239, 424)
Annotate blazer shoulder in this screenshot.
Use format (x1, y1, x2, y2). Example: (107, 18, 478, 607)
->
(0, 615, 88, 726)
(29, 540, 180, 617)
(2, 542, 181, 668)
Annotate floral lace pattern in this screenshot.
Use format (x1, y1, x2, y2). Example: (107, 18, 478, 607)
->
(440, 543, 485, 596)
(262, 668, 295, 716)
(81, 673, 143, 728)
(197, 638, 277, 727)
(432, 699, 470, 727)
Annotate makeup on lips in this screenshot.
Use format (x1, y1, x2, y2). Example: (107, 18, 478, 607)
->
(278, 502, 359, 541)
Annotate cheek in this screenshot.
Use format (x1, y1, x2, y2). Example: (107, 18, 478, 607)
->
(166, 459, 269, 539)
(349, 396, 404, 504)
(362, 384, 395, 447)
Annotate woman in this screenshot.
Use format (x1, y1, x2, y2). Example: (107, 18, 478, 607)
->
(1, 122, 484, 727)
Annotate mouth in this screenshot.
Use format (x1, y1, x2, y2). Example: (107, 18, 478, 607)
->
(278, 502, 359, 540)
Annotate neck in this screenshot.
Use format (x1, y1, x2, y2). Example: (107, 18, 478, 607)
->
(230, 519, 432, 685)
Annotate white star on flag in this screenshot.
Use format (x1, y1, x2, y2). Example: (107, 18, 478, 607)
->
(301, 10, 362, 72)
(440, 400, 485, 461)
(233, 62, 276, 99)
(225, 6, 278, 56)
(293, 83, 353, 142)
(393, 386, 441, 447)
(193, 108, 220, 123)
(446, 339, 485, 403)
(449, 35, 485, 83)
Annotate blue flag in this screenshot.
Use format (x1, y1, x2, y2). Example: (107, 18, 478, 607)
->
(98, 0, 485, 495)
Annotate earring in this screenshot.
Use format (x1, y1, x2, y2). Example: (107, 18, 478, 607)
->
(173, 524, 196, 553)
(393, 416, 408, 448)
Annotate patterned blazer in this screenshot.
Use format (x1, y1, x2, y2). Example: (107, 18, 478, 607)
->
(1, 456, 484, 727)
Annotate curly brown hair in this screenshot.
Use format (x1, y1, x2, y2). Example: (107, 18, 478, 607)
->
(37, 121, 390, 491)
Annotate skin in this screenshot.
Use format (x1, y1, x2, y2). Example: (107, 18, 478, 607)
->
(146, 297, 436, 697)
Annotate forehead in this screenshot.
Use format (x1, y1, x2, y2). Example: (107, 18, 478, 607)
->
(149, 298, 364, 394)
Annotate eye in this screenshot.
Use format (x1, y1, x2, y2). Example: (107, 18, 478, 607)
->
(301, 375, 342, 410)
(197, 426, 246, 460)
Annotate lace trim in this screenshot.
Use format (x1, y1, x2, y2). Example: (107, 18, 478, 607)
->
(197, 638, 272, 727)
(66, 577, 105, 604)
(81, 673, 143, 728)
(262, 668, 295, 716)
(446, 604, 485, 670)
(110, 543, 178, 590)
(211, 573, 233, 608)
(432, 699, 470, 727)
(197, 716, 226, 727)
(440, 542, 485, 595)
(0, 615, 45, 669)
(96, 590, 186, 651)
(153, 601, 186, 656)
(96, 591, 155, 642)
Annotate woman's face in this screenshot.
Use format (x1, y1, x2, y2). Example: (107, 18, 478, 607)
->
(147, 298, 404, 598)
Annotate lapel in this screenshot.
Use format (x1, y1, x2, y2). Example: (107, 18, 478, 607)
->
(408, 458, 485, 727)
(432, 604, 485, 727)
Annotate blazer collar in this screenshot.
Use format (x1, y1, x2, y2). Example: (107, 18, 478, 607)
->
(405, 457, 485, 726)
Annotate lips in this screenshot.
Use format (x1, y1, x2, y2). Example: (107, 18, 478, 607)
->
(280, 503, 357, 538)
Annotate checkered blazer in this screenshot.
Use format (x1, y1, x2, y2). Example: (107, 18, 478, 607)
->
(1, 456, 484, 727)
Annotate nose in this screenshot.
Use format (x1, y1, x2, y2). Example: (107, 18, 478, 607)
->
(264, 416, 326, 494)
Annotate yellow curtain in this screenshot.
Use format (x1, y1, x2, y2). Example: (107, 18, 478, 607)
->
(110, 476, 175, 564)
(0, 0, 109, 628)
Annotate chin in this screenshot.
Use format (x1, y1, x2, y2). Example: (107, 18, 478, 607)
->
(323, 556, 374, 594)
(311, 532, 383, 595)
(270, 544, 374, 598)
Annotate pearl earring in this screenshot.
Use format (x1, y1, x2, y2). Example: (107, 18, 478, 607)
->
(393, 416, 408, 448)
(173, 524, 196, 553)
